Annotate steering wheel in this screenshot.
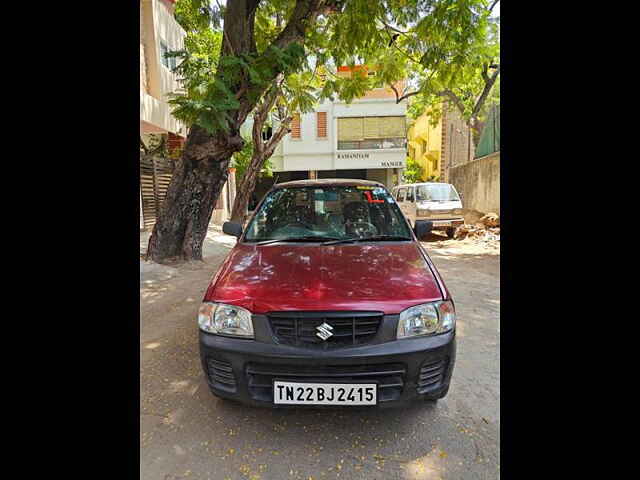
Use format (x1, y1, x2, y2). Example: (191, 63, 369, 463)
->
(347, 221, 378, 237)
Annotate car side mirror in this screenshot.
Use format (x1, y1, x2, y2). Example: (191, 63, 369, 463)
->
(222, 221, 243, 238)
(414, 220, 433, 239)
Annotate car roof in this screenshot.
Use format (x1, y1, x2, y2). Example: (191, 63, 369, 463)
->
(273, 178, 385, 189)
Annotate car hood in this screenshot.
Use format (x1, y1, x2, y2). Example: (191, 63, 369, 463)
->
(205, 242, 444, 314)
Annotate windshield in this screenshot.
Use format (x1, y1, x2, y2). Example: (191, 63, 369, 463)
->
(244, 186, 412, 242)
(416, 184, 460, 202)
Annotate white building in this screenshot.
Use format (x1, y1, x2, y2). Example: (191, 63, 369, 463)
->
(140, 0, 186, 231)
(269, 69, 408, 190)
(140, 0, 186, 139)
(139, 0, 235, 229)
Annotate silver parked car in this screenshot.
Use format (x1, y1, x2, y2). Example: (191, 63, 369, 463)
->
(391, 182, 464, 238)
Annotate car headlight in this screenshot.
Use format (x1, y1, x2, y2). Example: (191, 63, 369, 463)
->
(198, 302, 254, 338)
(397, 300, 456, 339)
(453, 208, 463, 215)
(417, 208, 431, 217)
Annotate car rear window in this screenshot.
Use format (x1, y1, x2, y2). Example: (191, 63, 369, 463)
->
(416, 184, 460, 202)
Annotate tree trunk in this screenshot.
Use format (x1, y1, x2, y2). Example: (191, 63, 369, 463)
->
(145, 0, 327, 263)
(146, 126, 243, 262)
(230, 152, 263, 223)
(230, 171, 258, 223)
(229, 111, 292, 225)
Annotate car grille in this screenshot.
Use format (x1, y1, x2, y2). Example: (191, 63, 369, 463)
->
(268, 312, 383, 349)
(246, 363, 406, 403)
(416, 358, 447, 393)
(206, 358, 237, 393)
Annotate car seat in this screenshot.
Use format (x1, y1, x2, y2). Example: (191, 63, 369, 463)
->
(326, 212, 345, 235)
(343, 201, 369, 224)
(343, 201, 378, 237)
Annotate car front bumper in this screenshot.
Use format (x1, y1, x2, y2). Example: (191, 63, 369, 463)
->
(199, 329, 456, 408)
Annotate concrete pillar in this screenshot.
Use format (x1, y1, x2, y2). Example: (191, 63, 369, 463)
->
(140, 184, 144, 231)
(386, 169, 395, 189)
(228, 168, 237, 212)
(210, 183, 228, 226)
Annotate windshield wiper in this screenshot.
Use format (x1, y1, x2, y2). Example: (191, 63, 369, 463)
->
(323, 235, 412, 246)
(252, 236, 342, 246)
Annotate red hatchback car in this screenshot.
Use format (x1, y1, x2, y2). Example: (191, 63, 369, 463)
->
(198, 179, 456, 407)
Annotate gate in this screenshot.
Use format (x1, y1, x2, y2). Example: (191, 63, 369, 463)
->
(475, 104, 500, 158)
(140, 154, 175, 231)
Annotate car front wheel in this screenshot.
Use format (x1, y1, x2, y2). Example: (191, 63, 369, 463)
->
(446, 227, 456, 238)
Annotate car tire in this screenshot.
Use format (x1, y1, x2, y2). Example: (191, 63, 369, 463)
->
(445, 227, 456, 239)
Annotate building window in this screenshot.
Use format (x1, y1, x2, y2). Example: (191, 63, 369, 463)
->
(317, 112, 327, 138)
(337, 116, 407, 150)
(160, 40, 176, 70)
(261, 126, 273, 142)
(290, 113, 301, 139)
(406, 187, 414, 202)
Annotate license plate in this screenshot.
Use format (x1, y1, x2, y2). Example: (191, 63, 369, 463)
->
(273, 381, 377, 405)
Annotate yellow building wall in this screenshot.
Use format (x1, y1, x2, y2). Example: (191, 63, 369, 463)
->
(407, 109, 442, 180)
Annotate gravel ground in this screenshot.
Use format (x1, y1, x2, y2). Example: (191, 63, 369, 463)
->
(140, 229, 500, 480)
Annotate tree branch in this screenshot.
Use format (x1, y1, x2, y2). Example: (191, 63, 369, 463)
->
(264, 116, 293, 158)
(215, 0, 236, 56)
(489, 0, 500, 13)
(247, 0, 260, 54)
(270, 0, 326, 50)
(437, 89, 466, 117)
(389, 83, 400, 102)
(381, 26, 422, 65)
(470, 64, 500, 122)
(251, 81, 282, 154)
(234, 0, 329, 129)
(380, 20, 411, 38)
(392, 85, 421, 104)
(251, 104, 267, 155)
(481, 63, 490, 84)
(251, 114, 264, 155)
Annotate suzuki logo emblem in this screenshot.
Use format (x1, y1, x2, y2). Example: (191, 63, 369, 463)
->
(316, 322, 334, 340)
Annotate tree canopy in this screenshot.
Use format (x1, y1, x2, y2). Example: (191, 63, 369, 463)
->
(403, 156, 426, 183)
(146, 0, 501, 263)
(167, 0, 499, 136)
